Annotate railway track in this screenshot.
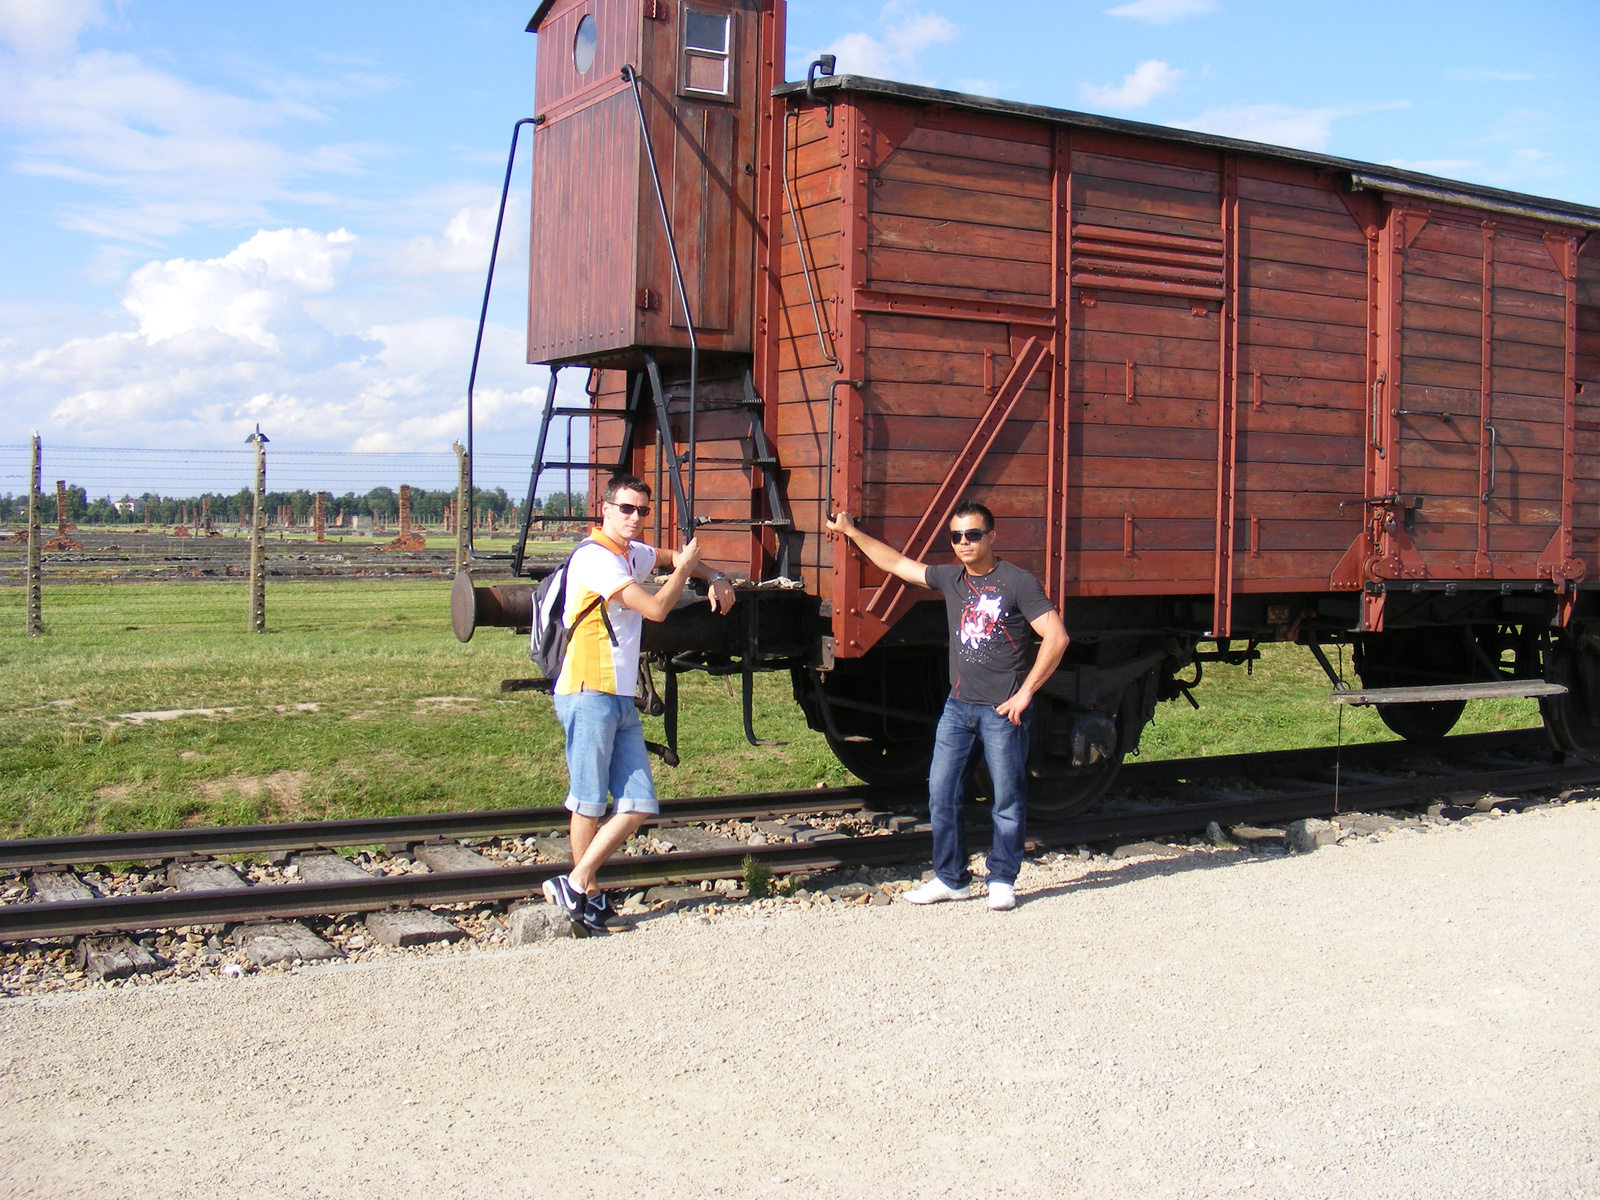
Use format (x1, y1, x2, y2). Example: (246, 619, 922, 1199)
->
(0, 729, 1590, 944)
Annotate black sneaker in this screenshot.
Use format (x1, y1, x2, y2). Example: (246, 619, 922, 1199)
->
(585, 890, 615, 929)
(542, 874, 592, 936)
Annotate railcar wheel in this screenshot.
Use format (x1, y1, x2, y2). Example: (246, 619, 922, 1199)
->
(970, 702, 1128, 820)
(1027, 756, 1124, 820)
(1540, 634, 1600, 759)
(1374, 700, 1466, 742)
(1355, 628, 1471, 742)
(969, 756, 1123, 820)
(824, 729, 936, 789)
(806, 644, 946, 790)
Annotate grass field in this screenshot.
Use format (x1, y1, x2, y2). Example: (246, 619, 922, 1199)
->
(0, 581, 1540, 838)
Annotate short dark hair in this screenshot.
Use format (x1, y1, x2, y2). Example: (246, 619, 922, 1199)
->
(949, 501, 994, 533)
(603, 474, 652, 503)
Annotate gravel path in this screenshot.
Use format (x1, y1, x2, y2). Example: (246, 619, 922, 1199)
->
(3, 801, 1596, 1199)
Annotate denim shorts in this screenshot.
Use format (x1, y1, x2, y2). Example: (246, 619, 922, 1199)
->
(552, 689, 659, 818)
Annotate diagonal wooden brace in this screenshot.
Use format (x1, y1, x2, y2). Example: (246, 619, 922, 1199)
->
(862, 335, 1051, 624)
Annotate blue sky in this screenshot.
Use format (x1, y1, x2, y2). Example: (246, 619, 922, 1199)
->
(1, 0, 1596, 497)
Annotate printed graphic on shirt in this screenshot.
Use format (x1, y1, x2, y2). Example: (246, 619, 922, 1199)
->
(957, 589, 1013, 656)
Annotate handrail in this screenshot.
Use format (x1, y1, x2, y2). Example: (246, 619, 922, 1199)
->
(465, 115, 540, 562)
(622, 63, 698, 541)
(781, 104, 840, 373)
(1483, 422, 1499, 503)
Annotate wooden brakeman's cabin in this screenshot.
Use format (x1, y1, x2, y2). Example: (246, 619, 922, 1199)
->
(453, 0, 1600, 809)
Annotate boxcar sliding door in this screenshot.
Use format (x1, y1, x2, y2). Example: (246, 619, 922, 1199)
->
(1385, 209, 1568, 577)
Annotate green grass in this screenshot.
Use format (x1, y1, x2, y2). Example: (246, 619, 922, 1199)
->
(0, 581, 848, 838)
(0, 582, 1540, 838)
(1133, 641, 1539, 760)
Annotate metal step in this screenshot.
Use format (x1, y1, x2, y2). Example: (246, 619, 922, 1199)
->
(664, 397, 763, 413)
(1331, 679, 1568, 706)
(537, 461, 625, 473)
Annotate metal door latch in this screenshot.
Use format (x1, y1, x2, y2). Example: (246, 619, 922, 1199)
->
(1340, 493, 1425, 535)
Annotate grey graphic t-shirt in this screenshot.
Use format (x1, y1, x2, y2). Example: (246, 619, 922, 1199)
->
(925, 561, 1055, 707)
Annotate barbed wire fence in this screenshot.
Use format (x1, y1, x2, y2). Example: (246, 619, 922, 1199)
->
(0, 445, 591, 525)
(3, 439, 592, 635)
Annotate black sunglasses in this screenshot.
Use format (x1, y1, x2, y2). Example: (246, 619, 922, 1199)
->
(948, 528, 989, 545)
(608, 501, 652, 518)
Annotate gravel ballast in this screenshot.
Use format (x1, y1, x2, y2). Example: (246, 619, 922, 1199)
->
(2, 801, 1596, 1199)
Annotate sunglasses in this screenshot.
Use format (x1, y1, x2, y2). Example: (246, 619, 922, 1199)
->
(948, 528, 989, 545)
(608, 501, 652, 518)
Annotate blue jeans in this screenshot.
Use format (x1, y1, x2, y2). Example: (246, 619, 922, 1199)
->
(552, 690, 659, 818)
(927, 696, 1029, 887)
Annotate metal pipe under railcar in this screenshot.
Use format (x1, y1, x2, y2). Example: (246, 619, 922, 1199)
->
(454, 0, 1600, 812)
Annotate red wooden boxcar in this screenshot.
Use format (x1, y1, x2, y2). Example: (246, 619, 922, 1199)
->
(456, 0, 1600, 810)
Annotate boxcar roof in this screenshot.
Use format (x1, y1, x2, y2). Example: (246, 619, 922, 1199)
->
(782, 74, 1600, 231)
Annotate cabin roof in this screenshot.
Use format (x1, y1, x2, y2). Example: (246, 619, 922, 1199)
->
(779, 74, 1600, 231)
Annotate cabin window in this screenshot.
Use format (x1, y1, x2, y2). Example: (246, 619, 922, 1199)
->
(680, 9, 732, 98)
(572, 13, 597, 74)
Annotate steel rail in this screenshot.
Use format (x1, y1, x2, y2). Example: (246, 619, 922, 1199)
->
(0, 729, 1544, 872)
(2, 749, 1592, 942)
(0, 787, 895, 873)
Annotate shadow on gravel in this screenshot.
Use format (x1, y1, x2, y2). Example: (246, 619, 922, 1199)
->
(1020, 846, 1274, 906)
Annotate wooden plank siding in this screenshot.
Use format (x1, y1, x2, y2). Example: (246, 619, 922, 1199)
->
(775, 96, 1597, 655)
(1576, 242, 1600, 563)
(625, 87, 1600, 655)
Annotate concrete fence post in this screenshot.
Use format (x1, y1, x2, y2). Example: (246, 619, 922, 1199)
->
(26, 436, 41, 636)
(247, 426, 268, 633)
(453, 441, 469, 576)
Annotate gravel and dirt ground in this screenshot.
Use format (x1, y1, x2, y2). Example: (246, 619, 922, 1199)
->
(2, 799, 1596, 1199)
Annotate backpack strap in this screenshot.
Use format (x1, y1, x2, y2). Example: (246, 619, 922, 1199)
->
(562, 539, 620, 648)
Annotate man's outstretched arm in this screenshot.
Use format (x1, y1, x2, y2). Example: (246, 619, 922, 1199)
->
(824, 512, 931, 588)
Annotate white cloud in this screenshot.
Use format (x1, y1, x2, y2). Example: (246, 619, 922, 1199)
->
(390, 203, 503, 276)
(0, 45, 373, 242)
(0, 219, 556, 456)
(816, 4, 957, 83)
(123, 228, 356, 347)
(1080, 60, 1182, 110)
(0, 0, 105, 58)
(1172, 103, 1355, 151)
(1105, 0, 1216, 24)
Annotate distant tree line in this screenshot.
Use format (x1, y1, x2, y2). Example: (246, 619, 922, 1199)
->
(0, 485, 590, 527)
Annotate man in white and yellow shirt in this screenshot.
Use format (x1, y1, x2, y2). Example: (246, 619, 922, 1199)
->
(543, 474, 736, 933)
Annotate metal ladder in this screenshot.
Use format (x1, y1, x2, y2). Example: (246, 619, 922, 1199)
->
(510, 357, 793, 581)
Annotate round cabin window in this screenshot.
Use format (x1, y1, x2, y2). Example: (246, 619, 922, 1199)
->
(573, 14, 597, 74)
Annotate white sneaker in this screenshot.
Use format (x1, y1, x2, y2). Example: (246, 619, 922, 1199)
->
(902, 878, 969, 905)
(987, 882, 1016, 910)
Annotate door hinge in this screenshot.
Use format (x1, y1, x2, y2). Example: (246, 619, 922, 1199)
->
(636, 287, 659, 311)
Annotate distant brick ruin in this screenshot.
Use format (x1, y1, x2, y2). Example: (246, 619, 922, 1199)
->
(42, 480, 84, 552)
(380, 484, 426, 552)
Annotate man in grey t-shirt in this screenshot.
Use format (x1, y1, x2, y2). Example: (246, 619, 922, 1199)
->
(826, 501, 1069, 909)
